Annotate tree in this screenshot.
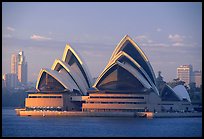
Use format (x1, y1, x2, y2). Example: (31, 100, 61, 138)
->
(156, 71, 166, 93)
(167, 79, 185, 88)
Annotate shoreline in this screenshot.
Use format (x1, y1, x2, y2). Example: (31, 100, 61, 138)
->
(15, 109, 202, 118)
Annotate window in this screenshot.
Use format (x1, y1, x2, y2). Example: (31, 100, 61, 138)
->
(97, 65, 145, 91)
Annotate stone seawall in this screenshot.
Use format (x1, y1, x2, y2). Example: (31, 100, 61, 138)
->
(18, 110, 135, 117)
(16, 109, 202, 118)
(153, 112, 202, 118)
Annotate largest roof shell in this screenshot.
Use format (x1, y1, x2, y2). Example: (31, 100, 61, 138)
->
(108, 35, 157, 85)
(94, 35, 158, 95)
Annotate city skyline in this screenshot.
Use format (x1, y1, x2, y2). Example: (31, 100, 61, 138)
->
(2, 2, 202, 82)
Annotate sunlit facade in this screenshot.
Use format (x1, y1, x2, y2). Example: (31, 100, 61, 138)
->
(177, 65, 193, 86)
(11, 54, 18, 74)
(17, 51, 28, 84)
(11, 51, 28, 85)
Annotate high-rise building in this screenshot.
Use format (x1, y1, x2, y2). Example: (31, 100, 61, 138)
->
(17, 51, 28, 84)
(177, 65, 193, 86)
(11, 54, 18, 74)
(2, 76, 6, 88)
(10, 50, 28, 85)
(193, 70, 202, 88)
(3, 73, 18, 89)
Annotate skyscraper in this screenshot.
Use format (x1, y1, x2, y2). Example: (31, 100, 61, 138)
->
(177, 65, 193, 86)
(193, 70, 202, 88)
(17, 51, 28, 84)
(11, 54, 18, 74)
(3, 73, 18, 89)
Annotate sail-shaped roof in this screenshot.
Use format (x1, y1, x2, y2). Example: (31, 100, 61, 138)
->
(94, 51, 159, 95)
(62, 44, 93, 88)
(108, 35, 156, 85)
(93, 35, 158, 95)
(36, 68, 80, 92)
(173, 85, 191, 102)
(51, 59, 88, 95)
(94, 61, 152, 91)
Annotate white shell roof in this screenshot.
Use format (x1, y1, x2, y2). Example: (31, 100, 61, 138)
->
(36, 68, 80, 92)
(118, 61, 152, 89)
(108, 35, 157, 85)
(94, 61, 152, 90)
(62, 44, 93, 87)
(35, 43, 93, 95)
(108, 51, 159, 95)
(93, 36, 159, 95)
(173, 85, 191, 102)
(51, 59, 88, 95)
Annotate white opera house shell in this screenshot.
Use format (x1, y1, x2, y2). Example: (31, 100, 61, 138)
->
(32, 35, 193, 113)
(36, 44, 93, 95)
(93, 35, 159, 95)
(35, 35, 159, 96)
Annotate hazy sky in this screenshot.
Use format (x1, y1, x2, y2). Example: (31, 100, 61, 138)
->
(2, 2, 202, 83)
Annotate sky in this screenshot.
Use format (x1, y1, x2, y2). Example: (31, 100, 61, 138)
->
(2, 2, 202, 83)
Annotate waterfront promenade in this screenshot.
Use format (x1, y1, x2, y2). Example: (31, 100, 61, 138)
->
(15, 109, 202, 118)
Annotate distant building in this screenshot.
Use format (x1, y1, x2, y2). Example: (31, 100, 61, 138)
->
(17, 51, 28, 85)
(177, 65, 193, 86)
(11, 54, 18, 74)
(193, 70, 202, 88)
(3, 73, 18, 89)
(10, 51, 28, 85)
(2, 78, 6, 88)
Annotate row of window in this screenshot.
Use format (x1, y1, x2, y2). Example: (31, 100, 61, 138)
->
(90, 96, 144, 99)
(83, 108, 145, 112)
(86, 101, 146, 104)
(26, 107, 62, 111)
(29, 96, 62, 98)
(158, 103, 174, 105)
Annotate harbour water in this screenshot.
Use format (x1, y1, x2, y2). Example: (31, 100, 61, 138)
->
(2, 107, 202, 137)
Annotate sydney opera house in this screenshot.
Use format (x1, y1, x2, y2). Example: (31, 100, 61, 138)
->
(24, 35, 193, 113)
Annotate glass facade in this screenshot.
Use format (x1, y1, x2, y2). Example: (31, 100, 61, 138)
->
(38, 72, 65, 91)
(96, 65, 145, 91)
(29, 96, 62, 98)
(90, 96, 144, 99)
(83, 108, 145, 112)
(120, 41, 155, 84)
(118, 56, 151, 85)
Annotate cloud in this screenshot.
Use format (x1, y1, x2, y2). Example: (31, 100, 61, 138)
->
(30, 34, 52, 41)
(147, 40, 153, 43)
(168, 34, 185, 43)
(141, 43, 169, 47)
(172, 42, 184, 47)
(81, 50, 105, 58)
(156, 28, 162, 32)
(135, 35, 148, 41)
(3, 34, 12, 38)
(134, 35, 154, 44)
(7, 26, 15, 32)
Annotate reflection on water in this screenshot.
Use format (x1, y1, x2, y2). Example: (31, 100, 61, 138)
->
(2, 107, 202, 137)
